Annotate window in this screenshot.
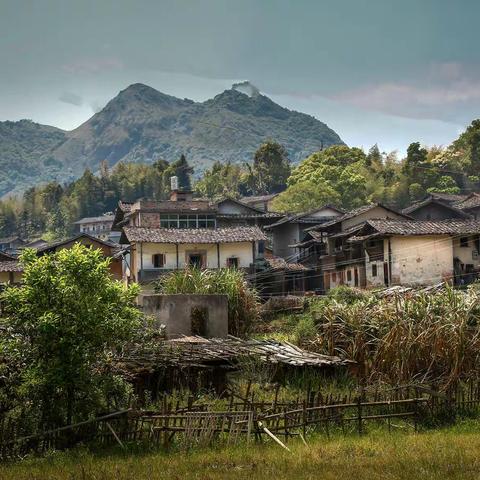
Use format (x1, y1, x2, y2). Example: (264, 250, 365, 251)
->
(460, 237, 469, 247)
(347, 270, 352, 282)
(152, 253, 165, 268)
(226, 257, 239, 268)
(258, 240, 265, 255)
(372, 264, 377, 277)
(159, 214, 216, 229)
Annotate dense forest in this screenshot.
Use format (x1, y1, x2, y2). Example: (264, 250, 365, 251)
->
(1, 120, 480, 241)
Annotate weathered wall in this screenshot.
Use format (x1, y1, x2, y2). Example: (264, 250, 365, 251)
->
(389, 235, 453, 286)
(365, 249, 386, 287)
(139, 294, 229, 338)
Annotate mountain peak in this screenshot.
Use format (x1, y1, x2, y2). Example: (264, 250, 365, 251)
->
(232, 81, 260, 97)
(0, 82, 344, 196)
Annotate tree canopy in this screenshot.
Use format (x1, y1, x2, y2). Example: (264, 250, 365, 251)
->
(0, 245, 141, 428)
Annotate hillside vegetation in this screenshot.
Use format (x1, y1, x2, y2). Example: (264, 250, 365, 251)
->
(0, 83, 343, 197)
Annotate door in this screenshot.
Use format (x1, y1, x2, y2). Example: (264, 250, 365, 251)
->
(187, 252, 204, 268)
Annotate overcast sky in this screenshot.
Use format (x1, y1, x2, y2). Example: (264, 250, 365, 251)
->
(1, 0, 479, 155)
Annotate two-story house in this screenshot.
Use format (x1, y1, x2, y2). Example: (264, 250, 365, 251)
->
(293, 204, 410, 291)
(113, 190, 268, 284)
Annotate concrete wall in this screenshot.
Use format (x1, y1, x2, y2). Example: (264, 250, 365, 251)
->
(389, 235, 453, 286)
(136, 241, 254, 273)
(139, 294, 229, 338)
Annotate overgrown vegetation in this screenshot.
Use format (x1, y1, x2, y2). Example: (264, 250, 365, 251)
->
(154, 268, 260, 336)
(0, 245, 142, 431)
(262, 285, 480, 388)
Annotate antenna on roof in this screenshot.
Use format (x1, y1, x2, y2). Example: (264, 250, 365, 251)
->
(170, 176, 179, 191)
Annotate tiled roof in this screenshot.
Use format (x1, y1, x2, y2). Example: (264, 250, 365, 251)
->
(264, 205, 344, 230)
(363, 219, 480, 236)
(0, 236, 24, 244)
(122, 226, 267, 244)
(306, 204, 409, 231)
(402, 197, 471, 217)
(132, 199, 215, 213)
(73, 215, 114, 224)
(430, 192, 468, 203)
(265, 256, 309, 272)
(241, 194, 279, 204)
(454, 193, 480, 210)
(37, 233, 120, 254)
(217, 212, 282, 219)
(0, 260, 23, 273)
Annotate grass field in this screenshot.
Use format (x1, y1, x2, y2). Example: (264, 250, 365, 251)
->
(1, 421, 480, 480)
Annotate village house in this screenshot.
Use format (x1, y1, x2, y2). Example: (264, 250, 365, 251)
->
(0, 236, 25, 256)
(264, 205, 345, 261)
(240, 193, 279, 212)
(292, 204, 411, 291)
(0, 252, 22, 286)
(113, 190, 269, 284)
(36, 233, 124, 280)
(73, 214, 116, 242)
(402, 196, 472, 220)
(453, 193, 480, 220)
(346, 219, 480, 287)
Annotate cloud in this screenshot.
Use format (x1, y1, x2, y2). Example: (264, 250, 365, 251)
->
(62, 56, 124, 75)
(331, 63, 480, 123)
(59, 91, 83, 106)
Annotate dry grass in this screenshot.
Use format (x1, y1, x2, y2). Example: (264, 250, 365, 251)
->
(2, 423, 480, 480)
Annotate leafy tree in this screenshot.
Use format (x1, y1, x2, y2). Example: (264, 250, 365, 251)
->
(194, 161, 247, 199)
(248, 141, 291, 194)
(285, 145, 369, 209)
(271, 180, 341, 213)
(0, 245, 141, 428)
(427, 176, 461, 194)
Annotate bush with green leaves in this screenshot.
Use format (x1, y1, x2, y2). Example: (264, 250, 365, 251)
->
(0, 244, 142, 429)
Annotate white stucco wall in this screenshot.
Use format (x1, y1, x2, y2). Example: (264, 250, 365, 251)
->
(137, 241, 254, 273)
(389, 235, 453, 286)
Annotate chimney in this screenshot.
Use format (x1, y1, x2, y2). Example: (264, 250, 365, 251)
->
(169, 176, 193, 202)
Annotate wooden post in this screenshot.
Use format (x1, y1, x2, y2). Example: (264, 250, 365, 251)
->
(357, 397, 363, 435)
(176, 244, 179, 269)
(217, 243, 221, 268)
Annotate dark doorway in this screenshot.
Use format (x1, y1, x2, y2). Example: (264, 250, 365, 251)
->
(191, 306, 209, 336)
(188, 253, 204, 268)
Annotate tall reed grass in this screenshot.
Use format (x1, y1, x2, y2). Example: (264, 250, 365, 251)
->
(299, 285, 480, 388)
